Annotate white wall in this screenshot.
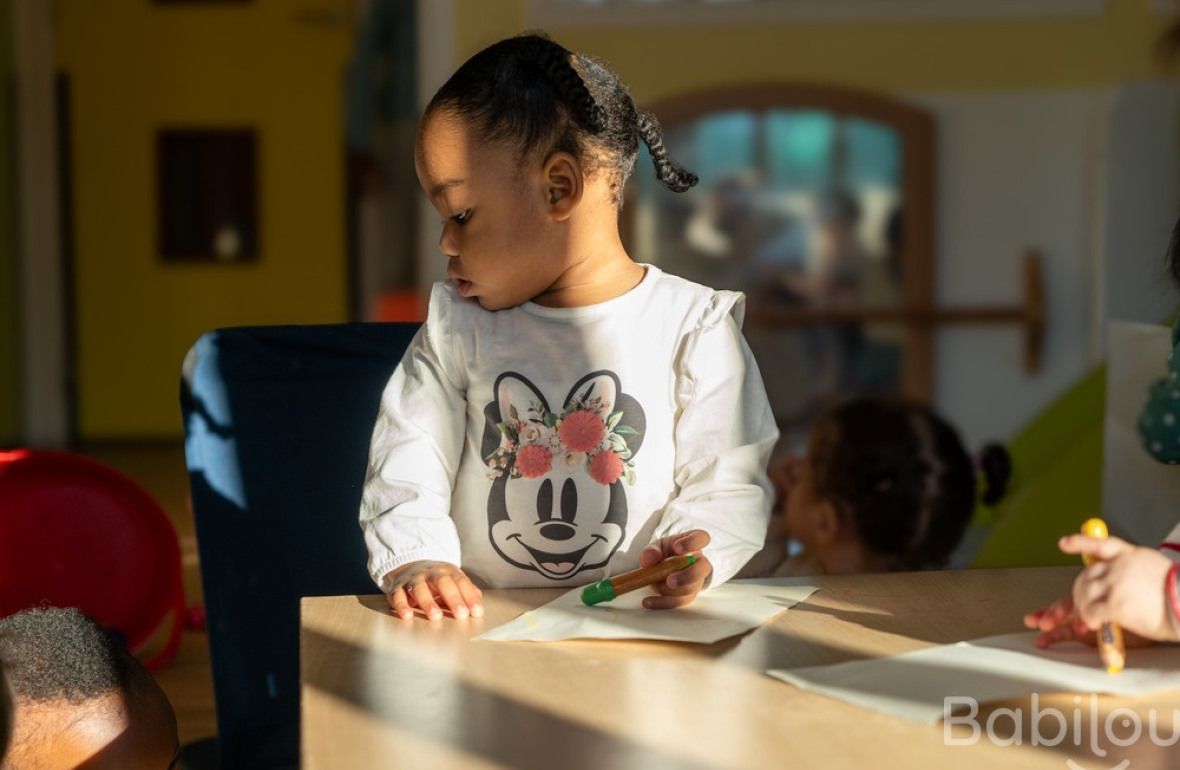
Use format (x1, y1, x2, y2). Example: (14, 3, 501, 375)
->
(1098, 82, 1180, 339)
(910, 89, 1104, 448)
(911, 84, 1180, 450)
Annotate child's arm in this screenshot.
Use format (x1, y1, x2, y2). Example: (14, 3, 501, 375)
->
(1023, 534, 1180, 646)
(360, 289, 478, 619)
(646, 295, 778, 606)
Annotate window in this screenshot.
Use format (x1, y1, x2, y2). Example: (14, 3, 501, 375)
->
(625, 84, 935, 448)
(157, 129, 259, 263)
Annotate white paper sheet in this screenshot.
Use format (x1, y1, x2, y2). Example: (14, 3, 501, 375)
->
(769, 631, 1180, 723)
(475, 579, 819, 644)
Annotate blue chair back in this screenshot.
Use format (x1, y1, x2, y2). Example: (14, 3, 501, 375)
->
(181, 322, 418, 769)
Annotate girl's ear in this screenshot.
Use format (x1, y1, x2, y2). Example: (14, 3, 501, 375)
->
(811, 501, 842, 547)
(542, 151, 583, 221)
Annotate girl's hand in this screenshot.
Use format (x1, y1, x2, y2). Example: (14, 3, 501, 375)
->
(638, 530, 713, 610)
(1023, 596, 1099, 648)
(1061, 535, 1178, 643)
(382, 561, 484, 621)
(1023, 535, 1176, 646)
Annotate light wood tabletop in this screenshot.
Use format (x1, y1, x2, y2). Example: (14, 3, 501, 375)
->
(301, 567, 1180, 769)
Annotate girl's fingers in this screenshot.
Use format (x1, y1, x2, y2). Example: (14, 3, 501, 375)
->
(1058, 535, 1132, 560)
(387, 587, 414, 620)
(672, 529, 711, 555)
(1074, 565, 1109, 603)
(639, 545, 665, 568)
(386, 566, 482, 621)
(410, 580, 443, 621)
(434, 575, 469, 620)
(1035, 620, 1091, 649)
(457, 576, 485, 618)
(652, 577, 702, 598)
(1035, 597, 1075, 630)
(1073, 588, 1111, 630)
(643, 592, 697, 610)
(665, 558, 711, 590)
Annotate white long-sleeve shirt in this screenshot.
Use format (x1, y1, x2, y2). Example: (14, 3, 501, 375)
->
(359, 265, 778, 591)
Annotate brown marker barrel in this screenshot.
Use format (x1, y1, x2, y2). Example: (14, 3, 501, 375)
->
(611, 554, 697, 595)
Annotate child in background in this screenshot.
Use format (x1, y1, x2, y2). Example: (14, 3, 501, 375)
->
(742, 397, 1010, 577)
(360, 33, 777, 620)
(0, 606, 179, 770)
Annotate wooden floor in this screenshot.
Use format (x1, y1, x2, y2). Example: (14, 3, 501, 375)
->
(78, 441, 218, 745)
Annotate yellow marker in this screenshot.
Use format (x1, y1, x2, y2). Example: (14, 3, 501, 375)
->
(1080, 518, 1126, 674)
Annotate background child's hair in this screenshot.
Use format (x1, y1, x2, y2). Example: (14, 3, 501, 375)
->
(425, 32, 697, 204)
(810, 397, 1010, 570)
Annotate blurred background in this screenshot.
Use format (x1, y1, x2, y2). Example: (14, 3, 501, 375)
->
(3, 0, 1180, 748)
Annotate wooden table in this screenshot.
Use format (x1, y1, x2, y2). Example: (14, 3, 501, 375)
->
(301, 567, 1180, 769)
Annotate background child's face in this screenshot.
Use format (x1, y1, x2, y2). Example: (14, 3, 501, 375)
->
(415, 110, 571, 311)
(773, 454, 822, 549)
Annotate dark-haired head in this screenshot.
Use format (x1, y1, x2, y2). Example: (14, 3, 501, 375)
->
(425, 32, 697, 204)
(0, 606, 178, 769)
(799, 397, 1010, 571)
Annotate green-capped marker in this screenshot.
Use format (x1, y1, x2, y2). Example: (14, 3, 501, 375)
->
(581, 579, 617, 606)
(580, 554, 697, 606)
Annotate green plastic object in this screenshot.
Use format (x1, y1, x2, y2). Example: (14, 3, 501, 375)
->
(581, 579, 617, 606)
(970, 365, 1106, 568)
(580, 554, 698, 605)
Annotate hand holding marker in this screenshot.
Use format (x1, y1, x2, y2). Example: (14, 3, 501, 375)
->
(1079, 518, 1126, 674)
(582, 555, 698, 606)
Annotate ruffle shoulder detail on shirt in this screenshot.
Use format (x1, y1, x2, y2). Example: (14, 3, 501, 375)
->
(691, 288, 747, 333)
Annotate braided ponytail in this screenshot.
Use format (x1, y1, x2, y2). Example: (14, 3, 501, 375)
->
(977, 443, 1012, 506)
(638, 111, 698, 193)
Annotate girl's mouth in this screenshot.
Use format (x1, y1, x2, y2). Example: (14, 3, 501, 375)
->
(454, 278, 473, 297)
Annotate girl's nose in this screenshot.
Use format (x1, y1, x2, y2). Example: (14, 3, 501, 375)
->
(438, 223, 458, 258)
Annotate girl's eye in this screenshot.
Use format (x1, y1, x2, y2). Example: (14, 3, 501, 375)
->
(451, 209, 472, 225)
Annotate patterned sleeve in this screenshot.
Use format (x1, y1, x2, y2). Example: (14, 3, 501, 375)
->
(1139, 320, 1180, 464)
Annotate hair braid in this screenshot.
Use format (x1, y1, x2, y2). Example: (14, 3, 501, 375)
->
(518, 38, 607, 134)
(637, 111, 698, 193)
(427, 33, 697, 206)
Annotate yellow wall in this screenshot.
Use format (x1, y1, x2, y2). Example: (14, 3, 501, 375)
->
(456, 0, 1174, 100)
(0, 0, 18, 445)
(57, 1, 352, 439)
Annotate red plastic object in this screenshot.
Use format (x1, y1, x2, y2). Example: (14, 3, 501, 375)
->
(375, 290, 427, 323)
(0, 449, 185, 670)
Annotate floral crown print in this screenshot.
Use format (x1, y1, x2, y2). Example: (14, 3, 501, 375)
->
(485, 383, 639, 486)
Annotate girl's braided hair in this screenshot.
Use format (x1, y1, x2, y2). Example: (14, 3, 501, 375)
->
(425, 32, 697, 205)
